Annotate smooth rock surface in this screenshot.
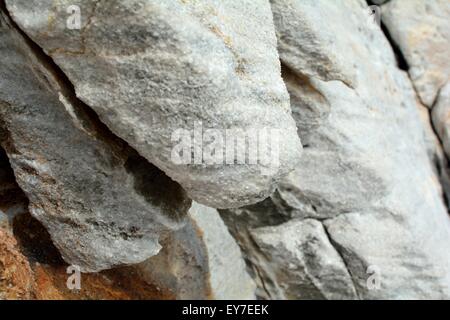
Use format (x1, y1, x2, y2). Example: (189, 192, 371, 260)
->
(0, 10, 191, 272)
(5, 0, 302, 209)
(222, 0, 450, 299)
(137, 202, 256, 300)
(382, 0, 450, 107)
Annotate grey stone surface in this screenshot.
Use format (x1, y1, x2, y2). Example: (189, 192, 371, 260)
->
(0, 10, 191, 272)
(2, 0, 450, 300)
(222, 0, 450, 299)
(250, 219, 357, 300)
(383, 0, 450, 207)
(270, 0, 356, 87)
(137, 202, 256, 300)
(5, 0, 302, 209)
(382, 0, 450, 107)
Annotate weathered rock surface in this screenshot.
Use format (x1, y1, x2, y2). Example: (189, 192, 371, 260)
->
(137, 202, 256, 300)
(0, 10, 191, 272)
(382, 0, 450, 207)
(0, 156, 178, 300)
(222, 0, 450, 299)
(0, 191, 254, 299)
(2, 0, 450, 301)
(5, 0, 302, 209)
(382, 0, 450, 107)
(249, 219, 357, 299)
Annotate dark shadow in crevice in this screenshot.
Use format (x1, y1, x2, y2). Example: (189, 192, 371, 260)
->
(12, 212, 65, 266)
(125, 154, 191, 224)
(0, 145, 65, 266)
(365, 0, 408, 71)
(380, 22, 409, 71)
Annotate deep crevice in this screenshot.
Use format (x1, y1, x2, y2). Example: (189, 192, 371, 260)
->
(428, 86, 450, 209)
(372, 0, 450, 211)
(0, 145, 65, 266)
(367, 0, 392, 6)
(321, 222, 362, 300)
(380, 22, 409, 71)
(366, 0, 408, 71)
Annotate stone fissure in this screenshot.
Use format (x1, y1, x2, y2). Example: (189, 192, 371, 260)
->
(375, 1, 450, 210)
(321, 221, 361, 300)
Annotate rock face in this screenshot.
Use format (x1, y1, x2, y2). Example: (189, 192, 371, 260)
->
(136, 202, 256, 300)
(221, 0, 450, 299)
(0, 178, 254, 300)
(0, 10, 191, 272)
(250, 219, 357, 299)
(382, 0, 450, 206)
(382, 0, 450, 107)
(2, 0, 450, 301)
(5, 0, 302, 209)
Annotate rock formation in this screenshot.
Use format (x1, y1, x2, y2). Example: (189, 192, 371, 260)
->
(5, 0, 302, 209)
(136, 202, 256, 300)
(0, 8, 194, 272)
(1, 0, 450, 300)
(221, 0, 450, 300)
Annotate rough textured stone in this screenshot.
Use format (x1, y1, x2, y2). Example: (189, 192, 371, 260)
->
(270, 0, 356, 87)
(0, 10, 191, 272)
(382, 0, 450, 208)
(249, 219, 357, 299)
(2, 0, 450, 301)
(0, 199, 252, 300)
(137, 202, 256, 300)
(382, 0, 450, 107)
(222, 0, 450, 299)
(5, 0, 302, 209)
